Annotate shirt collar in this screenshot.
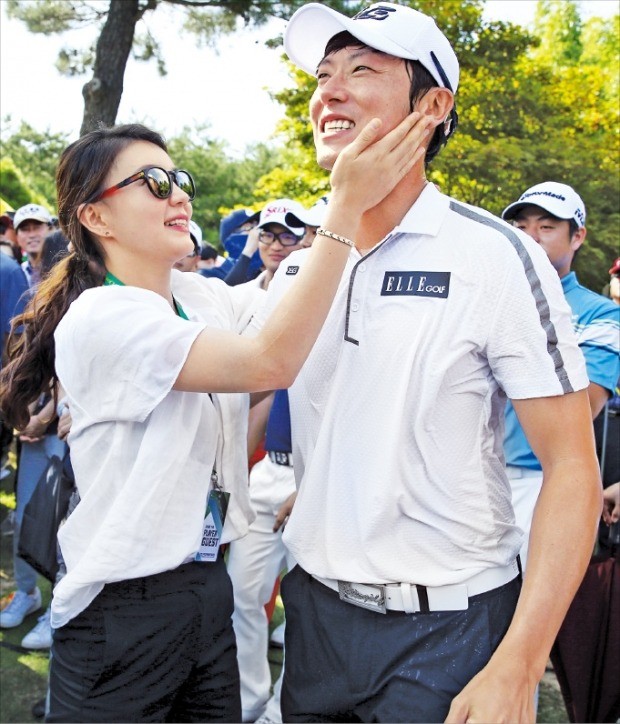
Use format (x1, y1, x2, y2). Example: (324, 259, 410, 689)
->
(561, 270, 578, 292)
(393, 183, 450, 237)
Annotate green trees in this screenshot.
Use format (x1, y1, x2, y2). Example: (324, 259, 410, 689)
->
(0, 121, 69, 210)
(167, 126, 280, 245)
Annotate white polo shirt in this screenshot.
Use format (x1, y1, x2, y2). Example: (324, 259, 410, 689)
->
(52, 270, 262, 628)
(253, 184, 588, 587)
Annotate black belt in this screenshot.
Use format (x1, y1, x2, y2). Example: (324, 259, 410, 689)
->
(268, 451, 293, 466)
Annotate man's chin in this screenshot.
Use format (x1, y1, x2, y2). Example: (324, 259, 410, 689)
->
(316, 149, 337, 172)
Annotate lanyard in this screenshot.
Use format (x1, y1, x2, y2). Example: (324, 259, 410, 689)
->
(103, 271, 189, 320)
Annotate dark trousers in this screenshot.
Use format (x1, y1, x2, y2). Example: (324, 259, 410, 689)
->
(281, 565, 520, 723)
(47, 556, 241, 723)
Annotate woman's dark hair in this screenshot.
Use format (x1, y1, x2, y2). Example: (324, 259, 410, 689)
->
(322, 32, 458, 164)
(0, 123, 168, 430)
(40, 229, 70, 277)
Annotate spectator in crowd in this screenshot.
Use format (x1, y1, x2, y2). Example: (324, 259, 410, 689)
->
(0, 118, 428, 721)
(0, 212, 22, 263)
(40, 230, 70, 277)
(228, 199, 307, 291)
(285, 196, 329, 248)
(502, 182, 620, 566)
(1, 249, 29, 368)
(227, 197, 314, 723)
(0, 249, 29, 480)
(14, 204, 53, 289)
(197, 243, 221, 273)
(200, 208, 260, 281)
(0, 230, 67, 648)
(225, 199, 325, 288)
(250, 4, 601, 721)
(173, 220, 202, 273)
(602, 482, 620, 525)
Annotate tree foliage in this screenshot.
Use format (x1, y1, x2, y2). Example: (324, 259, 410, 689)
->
(167, 126, 281, 246)
(0, 120, 69, 209)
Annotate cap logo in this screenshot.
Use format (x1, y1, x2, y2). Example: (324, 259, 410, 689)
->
(353, 6, 397, 21)
(575, 207, 585, 226)
(520, 190, 566, 202)
(264, 205, 291, 216)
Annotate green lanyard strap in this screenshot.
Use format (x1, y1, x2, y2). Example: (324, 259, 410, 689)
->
(103, 271, 188, 320)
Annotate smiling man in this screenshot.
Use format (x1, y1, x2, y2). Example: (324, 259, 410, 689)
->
(14, 203, 52, 289)
(252, 3, 602, 722)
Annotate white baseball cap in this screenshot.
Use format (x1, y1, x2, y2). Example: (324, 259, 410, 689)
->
(14, 203, 53, 230)
(259, 199, 306, 235)
(189, 220, 203, 247)
(284, 2, 459, 92)
(502, 182, 586, 228)
(285, 196, 329, 229)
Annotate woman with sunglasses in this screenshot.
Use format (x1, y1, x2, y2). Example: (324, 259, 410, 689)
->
(0, 118, 430, 722)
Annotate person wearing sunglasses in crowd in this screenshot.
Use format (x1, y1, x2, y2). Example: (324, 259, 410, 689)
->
(0, 118, 431, 722)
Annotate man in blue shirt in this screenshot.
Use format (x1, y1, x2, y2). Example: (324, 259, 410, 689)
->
(502, 182, 620, 568)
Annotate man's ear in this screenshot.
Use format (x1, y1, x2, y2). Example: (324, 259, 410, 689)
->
(415, 88, 454, 131)
(77, 202, 112, 240)
(570, 226, 586, 252)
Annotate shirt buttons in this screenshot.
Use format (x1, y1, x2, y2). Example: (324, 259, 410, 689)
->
(358, 264, 367, 272)
(351, 302, 360, 312)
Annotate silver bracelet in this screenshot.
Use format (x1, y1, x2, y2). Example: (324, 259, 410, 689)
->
(316, 228, 355, 248)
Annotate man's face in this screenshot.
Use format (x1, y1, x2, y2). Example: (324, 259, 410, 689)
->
(16, 219, 48, 259)
(310, 46, 411, 170)
(258, 223, 304, 275)
(512, 205, 583, 278)
(173, 250, 199, 273)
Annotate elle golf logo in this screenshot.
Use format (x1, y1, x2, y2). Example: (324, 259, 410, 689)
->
(381, 271, 451, 298)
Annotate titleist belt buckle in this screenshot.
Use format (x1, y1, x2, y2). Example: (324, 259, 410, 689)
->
(337, 580, 387, 614)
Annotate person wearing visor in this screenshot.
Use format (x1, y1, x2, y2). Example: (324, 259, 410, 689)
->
(0, 115, 430, 722)
(251, 4, 601, 722)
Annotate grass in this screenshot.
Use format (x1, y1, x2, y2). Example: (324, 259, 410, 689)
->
(0, 449, 568, 723)
(0, 456, 51, 724)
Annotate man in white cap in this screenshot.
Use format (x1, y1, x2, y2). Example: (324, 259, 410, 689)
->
(502, 182, 620, 569)
(13, 203, 53, 289)
(251, 4, 601, 722)
(227, 198, 308, 724)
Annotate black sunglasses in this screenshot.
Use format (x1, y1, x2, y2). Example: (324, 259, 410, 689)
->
(89, 166, 196, 203)
(258, 229, 303, 247)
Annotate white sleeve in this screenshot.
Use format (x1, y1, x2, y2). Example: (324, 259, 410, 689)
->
(55, 286, 206, 422)
(485, 237, 588, 399)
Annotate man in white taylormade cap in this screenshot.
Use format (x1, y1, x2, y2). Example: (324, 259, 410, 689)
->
(502, 182, 619, 570)
(252, 4, 601, 722)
